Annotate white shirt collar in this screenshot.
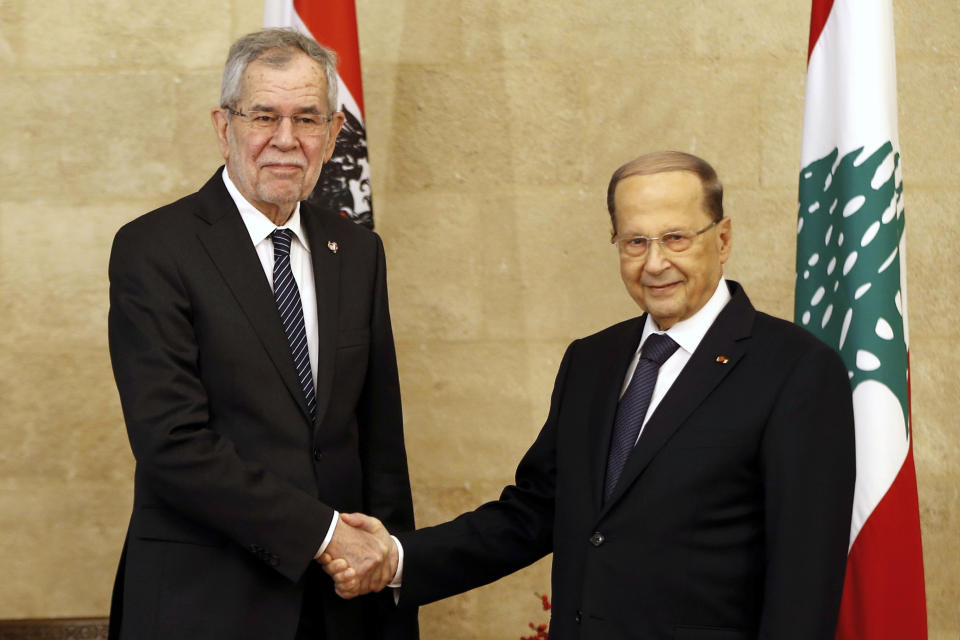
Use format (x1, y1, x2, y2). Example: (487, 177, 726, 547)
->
(640, 277, 732, 355)
(221, 168, 311, 252)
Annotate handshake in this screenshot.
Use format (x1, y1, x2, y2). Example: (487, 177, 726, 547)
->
(318, 512, 397, 599)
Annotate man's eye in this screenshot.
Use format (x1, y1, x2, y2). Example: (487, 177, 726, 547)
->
(252, 113, 277, 123)
(294, 115, 320, 126)
(628, 237, 648, 246)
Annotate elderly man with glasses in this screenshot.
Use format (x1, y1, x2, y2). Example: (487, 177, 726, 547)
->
(324, 151, 856, 640)
(107, 28, 417, 640)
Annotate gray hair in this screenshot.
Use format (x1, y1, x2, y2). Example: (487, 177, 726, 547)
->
(607, 150, 724, 231)
(220, 28, 339, 113)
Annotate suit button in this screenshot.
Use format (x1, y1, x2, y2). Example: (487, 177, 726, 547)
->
(313, 448, 323, 461)
(589, 532, 605, 547)
(575, 610, 582, 624)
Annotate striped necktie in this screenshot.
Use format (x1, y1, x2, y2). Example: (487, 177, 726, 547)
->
(604, 332, 679, 501)
(271, 228, 317, 421)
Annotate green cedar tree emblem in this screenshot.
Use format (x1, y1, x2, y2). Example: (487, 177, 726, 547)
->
(795, 142, 909, 437)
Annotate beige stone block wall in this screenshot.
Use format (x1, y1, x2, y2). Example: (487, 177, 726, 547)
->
(0, 0, 956, 637)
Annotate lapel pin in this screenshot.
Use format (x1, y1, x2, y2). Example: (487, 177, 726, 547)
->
(716, 355, 729, 364)
(327, 241, 339, 254)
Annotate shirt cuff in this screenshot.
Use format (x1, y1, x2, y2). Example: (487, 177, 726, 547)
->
(314, 510, 340, 559)
(388, 535, 404, 588)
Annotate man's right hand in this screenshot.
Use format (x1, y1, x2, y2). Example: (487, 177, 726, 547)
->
(319, 512, 397, 599)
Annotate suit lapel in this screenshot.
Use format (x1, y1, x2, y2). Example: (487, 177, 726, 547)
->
(193, 170, 314, 425)
(588, 318, 646, 512)
(300, 205, 340, 428)
(600, 283, 756, 515)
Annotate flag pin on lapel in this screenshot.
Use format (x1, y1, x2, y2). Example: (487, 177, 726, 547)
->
(716, 355, 729, 364)
(327, 241, 339, 254)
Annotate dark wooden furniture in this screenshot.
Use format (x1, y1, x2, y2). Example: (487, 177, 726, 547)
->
(0, 618, 108, 640)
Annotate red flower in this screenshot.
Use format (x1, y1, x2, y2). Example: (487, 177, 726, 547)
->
(520, 593, 551, 639)
(541, 593, 552, 611)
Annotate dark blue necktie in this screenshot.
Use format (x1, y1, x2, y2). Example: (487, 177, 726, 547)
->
(271, 229, 317, 421)
(604, 332, 680, 500)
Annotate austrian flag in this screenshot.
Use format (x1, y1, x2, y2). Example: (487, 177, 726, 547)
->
(795, 0, 927, 638)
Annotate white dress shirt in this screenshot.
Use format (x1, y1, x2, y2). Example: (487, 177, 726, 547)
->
(621, 277, 732, 443)
(222, 171, 319, 388)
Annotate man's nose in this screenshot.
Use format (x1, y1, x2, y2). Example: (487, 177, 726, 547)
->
(643, 240, 670, 273)
(270, 117, 298, 149)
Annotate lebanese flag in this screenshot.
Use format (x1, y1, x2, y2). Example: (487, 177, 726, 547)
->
(794, 1, 927, 638)
(265, 0, 375, 228)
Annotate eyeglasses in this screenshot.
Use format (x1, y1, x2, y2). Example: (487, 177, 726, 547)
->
(612, 219, 722, 258)
(225, 107, 334, 135)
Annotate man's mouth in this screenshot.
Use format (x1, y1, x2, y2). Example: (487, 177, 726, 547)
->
(261, 163, 305, 173)
(644, 282, 680, 294)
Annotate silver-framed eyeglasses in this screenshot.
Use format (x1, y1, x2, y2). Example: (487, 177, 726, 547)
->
(225, 107, 334, 135)
(612, 219, 722, 258)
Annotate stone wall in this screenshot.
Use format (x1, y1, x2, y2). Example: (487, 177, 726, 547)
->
(0, 1, 956, 637)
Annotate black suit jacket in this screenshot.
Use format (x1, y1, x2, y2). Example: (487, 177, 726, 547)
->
(108, 169, 418, 640)
(397, 281, 854, 640)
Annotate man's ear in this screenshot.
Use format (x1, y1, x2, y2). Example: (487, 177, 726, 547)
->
(717, 217, 733, 264)
(211, 108, 230, 161)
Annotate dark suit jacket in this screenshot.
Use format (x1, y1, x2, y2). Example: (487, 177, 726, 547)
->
(107, 169, 418, 640)
(397, 281, 854, 640)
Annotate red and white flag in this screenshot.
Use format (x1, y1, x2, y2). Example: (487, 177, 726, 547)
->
(794, 1, 927, 637)
(265, 0, 374, 228)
